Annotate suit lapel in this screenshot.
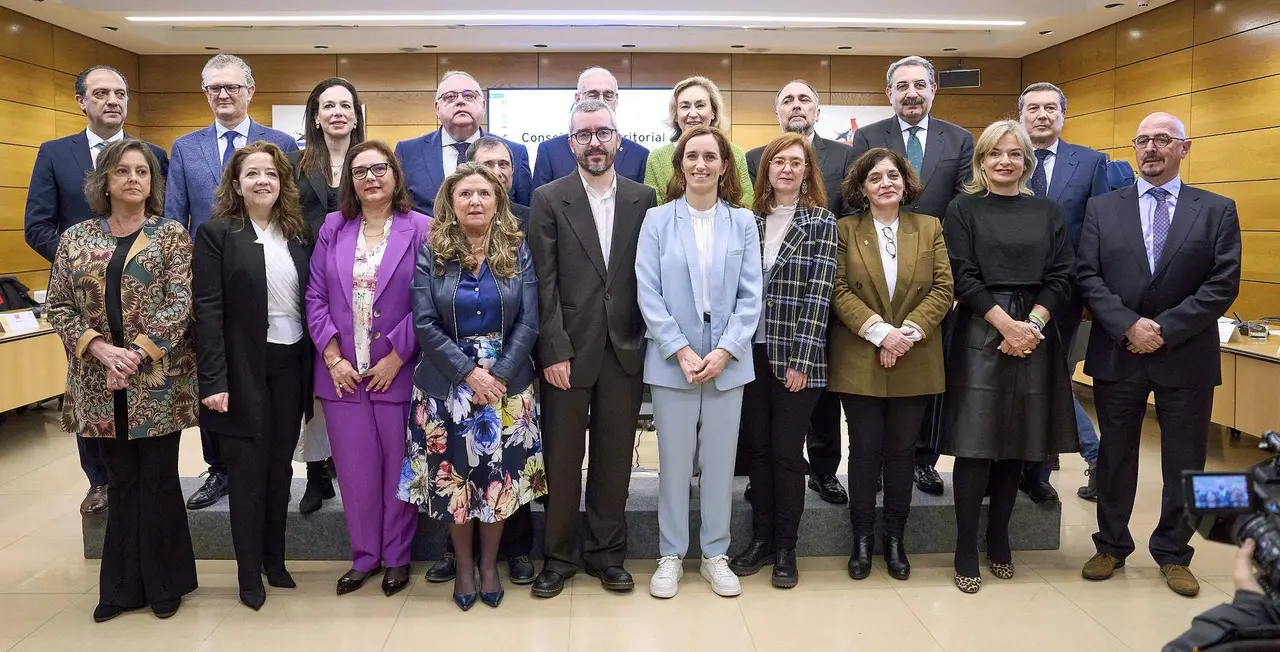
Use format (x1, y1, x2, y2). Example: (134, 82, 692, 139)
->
(1153, 188, 1202, 280)
(675, 198, 704, 313)
(69, 132, 93, 177)
(1117, 186, 1151, 281)
(422, 131, 445, 196)
(892, 216, 919, 312)
(710, 201, 730, 316)
(335, 217, 358, 309)
(854, 216, 893, 312)
(200, 125, 222, 179)
(918, 121, 944, 188)
(232, 222, 268, 306)
(605, 180, 641, 289)
(813, 135, 831, 173)
(1048, 143, 1078, 202)
(562, 178, 609, 282)
(374, 213, 413, 304)
(883, 119, 907, 157)
(288, 233, 310, 303)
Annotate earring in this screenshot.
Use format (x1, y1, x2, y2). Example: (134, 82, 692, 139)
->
(800, 180, 809, 195)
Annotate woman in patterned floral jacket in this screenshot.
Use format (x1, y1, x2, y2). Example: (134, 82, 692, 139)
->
(46, 138, 199, 624)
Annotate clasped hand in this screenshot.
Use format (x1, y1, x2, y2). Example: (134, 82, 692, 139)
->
(879, 327, 917, 369)
(998, 321, 1042, 358)
(1125, 317, 1164, 354)
(465, 367, 507, 405)
(90, 339, 141, 391)
(676, 346, 730, 384)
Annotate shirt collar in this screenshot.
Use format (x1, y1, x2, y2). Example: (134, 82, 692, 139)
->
(579, 169, 617, 200)
(249, 219, 280, 242)
(1038, 139, 1060, 157)
(1136, 175, 1182, 201)
(215, 116, 252, 140)
(899, 115, 930, 134)
(442, 129, 481, 146)
(86, 129, 125, 149)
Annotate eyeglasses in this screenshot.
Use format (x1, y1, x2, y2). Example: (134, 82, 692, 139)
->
(437, 90, 481, 104)
(204, 84, 244, 97)
(770, 157, 806, 171)
(581, 90, 619, 102)
(882, 225, 897, 261)
(1132, 134, 1186, 149)
(351, 163, 390, 180)
(571, 128, 616, 144)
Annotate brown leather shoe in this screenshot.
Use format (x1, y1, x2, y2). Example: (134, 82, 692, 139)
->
(1161, 564, 1200, 597)
(1081, 553, 1124, 581)
(80, 486, 107, 515)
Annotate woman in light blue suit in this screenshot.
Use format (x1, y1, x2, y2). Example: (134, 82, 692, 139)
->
(636, 126, 763, 600)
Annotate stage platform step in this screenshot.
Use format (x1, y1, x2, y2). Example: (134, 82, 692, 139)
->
(82, 473, 1060, 560)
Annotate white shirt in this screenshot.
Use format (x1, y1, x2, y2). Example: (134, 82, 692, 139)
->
(898, 115, 930, 155)
(690, 204, 717, 316)
(862, 218, 922, 348)
(250, 220, 303, 345)
(86, 128, 124, 168)
(1136, 175, 1182, 273)
(441, 130, 481, 177)
(215, 116, 252, 162)
(1036, 139, 1060, 189)
(580, 171, 618, 270)
(756, 203, 797, 344)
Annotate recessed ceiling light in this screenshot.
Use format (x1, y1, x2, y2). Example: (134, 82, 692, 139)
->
(123, 13, 1027, 28)
(838, 46, 852, 50)
(1104, 3, 1124, 8)
(731, 44, 746, 48)
(314, 44, 329, 49)
(1039, 29, 1054, 35)
(533, 43, 548, 48)
(621, 43, 635, 48)
(943, 47, 958, 51)
(101, 26, 119, 31)
(422, 44, 438, 48)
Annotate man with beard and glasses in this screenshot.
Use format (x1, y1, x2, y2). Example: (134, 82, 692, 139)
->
(849, 55, 974, 497)
(527, 99, 657, 599)
(742, 79, 858, 506)
(397, 70, 532, 215)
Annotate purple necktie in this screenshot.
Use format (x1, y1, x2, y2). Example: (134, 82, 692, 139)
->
(1149, 186, 1170, 272)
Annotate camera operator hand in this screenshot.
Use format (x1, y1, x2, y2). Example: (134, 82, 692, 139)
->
(1165, 538, 1280, 652)
(1237, 539, 1265, 595)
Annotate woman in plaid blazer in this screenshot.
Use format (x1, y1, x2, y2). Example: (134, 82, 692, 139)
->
(727, 133, 837, 588)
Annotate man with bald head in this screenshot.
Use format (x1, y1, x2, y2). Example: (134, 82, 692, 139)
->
(531, 67, 649, 187)
(1077, 112, 1241, 598)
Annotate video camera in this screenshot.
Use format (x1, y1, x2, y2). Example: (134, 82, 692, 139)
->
(1183, 430, 1280, 599)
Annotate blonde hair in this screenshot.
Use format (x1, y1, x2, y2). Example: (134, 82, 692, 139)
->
(667, 76, 729, 141)
(429, 163, 523, 278)
(965, 119, 1036, 196)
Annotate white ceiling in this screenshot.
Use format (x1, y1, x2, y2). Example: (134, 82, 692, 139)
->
(4, 0, 1177, 57)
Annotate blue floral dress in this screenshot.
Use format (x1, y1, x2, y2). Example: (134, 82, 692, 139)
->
(397, 262, 546, 523)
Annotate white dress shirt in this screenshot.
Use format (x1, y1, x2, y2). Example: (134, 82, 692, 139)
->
(215, 116, 252, 162)
(862, 218, 922, 348)
(86, 129, 124, 168)
(1037, 138, 1060, 189)
(1135, 175, 1182, 273)
(442, 130, 481, 177)
(690, 204, 717, 316)
(250, 220, 304, 345)
(580, 171, 618, 270)
(898, 115, 931, 155)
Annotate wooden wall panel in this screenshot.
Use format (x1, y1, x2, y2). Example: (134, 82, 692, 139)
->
(931, 95, 1018, 128)
(1060, 71, 1115, 116)
(0, 231, 46, 275)
(1112, 50, 1193, 106)
(939, 58, 1024, 95)
(0, 188, 28, 231)
(1021, 46, 1060, 87)
(137, 127, 194, 152)
(1116, 0, 1194, 66)
(1241, 232, 1280, 283)
(0, 57, 56, 109)
(1063, 111, 1116, 150)
(0, 144, 37, 187)
(365, 125, 432, 145)
(436, 54, 539, 89)
(359, 92, 437, 126)
(53, 111, 83, 139)
(1058, 25, 1117, 82)
(1199, 180, 1280, 231)
(1112, 95, 1192, 146)
(1230, 281, 1280, 320)
(730, 125, 783, 152)
(0, 7, 54, 69)
(1193, 22, 1280, 90)
(1187, 127, 1280, 183)
(335, 54, 438, 92)
(246, 92, 312, 127)
(630, 53, 732, 89)
(140, 93, 213, 128)
(732, 55, 830, 92)
(829, 55, 898, 93)
(139, 56, 207, 93)
(52, 27, 99, 77)
(1191, 75, 1280, 137)
(1193, 0, 1280, 45)
(239, 55, 337, 93)
(537, 53, 633, 88)
(729, 91, 781, 126)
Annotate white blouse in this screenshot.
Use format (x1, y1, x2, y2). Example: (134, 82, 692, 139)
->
(690, 205, 717, 316)
(863, 217, 921, 348)
(761, 202, 796, 270)
(250, 220, 303, 345)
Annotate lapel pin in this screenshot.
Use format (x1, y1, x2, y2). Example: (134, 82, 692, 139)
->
(863, 239, 870, 246)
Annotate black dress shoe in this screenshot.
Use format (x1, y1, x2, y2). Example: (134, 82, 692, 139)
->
(1020, 478, 1060, 504)
(93, 603, 142, 623)
(336, 565, 383, 596)
(914, 465, 944, 496)
(877, 474, 883, 493)
(848, 535, 874, 580)
(382, 565, 410, 597)
(729, 538, 774, 576)
(426, 553, 457, 583)
(1077, 463, 1098, 501)
(586, 566, 634, 591)
(264, 568, 296, 589)
(883, 536, 911, 580)
(151, 597, 181, 619)
(508, 555, 536, 585)
(772, 549, 798, 589)
(299, 461, 336, 515)
(1051, 454, 1061, 471)
(240, 585, 266, 611)
(186, 471, 229, 510)
(531, 569, 568, 598)
(807, 474, 849, 504)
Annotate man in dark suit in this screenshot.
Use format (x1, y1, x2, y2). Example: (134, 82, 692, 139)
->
(1016, 82, 1109, 504)
(744, 79, 857, 505)
(848, 55, 975, 496)
(528, 99, 657, 599)
(165, 54, 299, 511)
(395, 70, 532, 214)
(531, 67, 648, 188)
(23, 64, 168, 518)
(1078, 112, 1241, 598)
(468, 136, 531, 232)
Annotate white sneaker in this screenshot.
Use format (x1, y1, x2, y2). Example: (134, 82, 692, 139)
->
(650, 555, 683, 598)
(700, 555, 741, 597)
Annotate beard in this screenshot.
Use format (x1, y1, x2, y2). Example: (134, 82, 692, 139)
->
(783, 114, 814, 135)
(576, 147, 615, 176)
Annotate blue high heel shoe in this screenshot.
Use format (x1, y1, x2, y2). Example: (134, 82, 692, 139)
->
(480, 589, 504, 608)
(453, 591, 478, 612)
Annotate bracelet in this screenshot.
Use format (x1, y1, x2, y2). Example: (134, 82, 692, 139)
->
(1027, 313, 1047, 330)
(1026, 320, 1041, 331)
(326, 356, 344, 370)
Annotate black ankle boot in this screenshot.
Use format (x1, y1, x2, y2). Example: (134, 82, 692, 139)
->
(883, 536, 910, 580)
(847, 535, 873, 580)
(771, 549, 798, 588)
(729, 538, 774, 576)
(299, 460, 335, 515)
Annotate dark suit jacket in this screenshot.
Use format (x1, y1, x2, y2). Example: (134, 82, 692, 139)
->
(395, 129, 532, 215)
(528, 173, 657, 386)
(511, 202, 530, 234)
(746, 134, 857, 217)
(1046, 141, 1109, 253)
(532, 134, 649, 188)
(285, 150, 338, 244)
(24, 132, 169, 262)
(192, 218, 313, 435)
(848, 115, 974, 220)
(1076, 182, 1242, 388)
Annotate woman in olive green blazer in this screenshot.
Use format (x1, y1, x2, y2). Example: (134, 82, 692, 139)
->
(829, 148, 953, 583)
(643, 75, 752, 207)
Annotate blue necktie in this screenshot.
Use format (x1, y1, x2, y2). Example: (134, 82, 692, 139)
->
(906, 126, 924, 173)
(221, 130, 239, 167)
(1031, 149, 1051, 197)
(451, 142, 471, 162)
(1148, 187, 1171, 272)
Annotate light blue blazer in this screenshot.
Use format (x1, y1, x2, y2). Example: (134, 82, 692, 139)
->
(635, 197, 763, 391)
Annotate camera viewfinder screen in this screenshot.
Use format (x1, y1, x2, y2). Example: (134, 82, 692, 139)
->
(1191, 474, 1250, 510)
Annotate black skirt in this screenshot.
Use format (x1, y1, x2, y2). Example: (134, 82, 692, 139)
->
(939, 289, 1078, 462)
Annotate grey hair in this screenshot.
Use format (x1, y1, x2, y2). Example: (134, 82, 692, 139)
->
(202, 54, 255, 88)
(576, 67, 618, 93)
(1019, 82, 1068, 115)
(437, 69, 481, 98)
(776, 79, 821, 107)
(465, 136, 512, 162)
(567, 99, 618, 133)
(885, 55, 936, 88)
(75, 65, 127, 97)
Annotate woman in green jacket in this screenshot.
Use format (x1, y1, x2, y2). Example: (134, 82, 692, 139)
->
(644, 75, 753, 207)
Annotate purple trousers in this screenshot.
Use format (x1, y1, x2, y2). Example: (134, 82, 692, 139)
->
(321, 393, 417, 572)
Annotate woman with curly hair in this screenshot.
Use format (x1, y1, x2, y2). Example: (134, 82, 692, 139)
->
(397, 162, 544, 611)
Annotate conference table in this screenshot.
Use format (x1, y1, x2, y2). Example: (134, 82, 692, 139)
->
(0, 317, 66, 414)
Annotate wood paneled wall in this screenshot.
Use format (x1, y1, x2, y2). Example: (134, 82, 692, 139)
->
(1023, 0, 1280, 319)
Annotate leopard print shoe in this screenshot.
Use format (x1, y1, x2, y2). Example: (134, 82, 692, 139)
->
(953, 573, 982, 594)
(989, 562, 1015, 580)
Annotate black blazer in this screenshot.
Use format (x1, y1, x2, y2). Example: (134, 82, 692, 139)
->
(192, 218, 314, 434)
(746, 134, 857, 217)
(511, 201, 530, 234)
(528, 173, 658, 386)
(286, 150, 338, 244)
(848, 115, 974, 220)
(1076, 183, 1242, 389)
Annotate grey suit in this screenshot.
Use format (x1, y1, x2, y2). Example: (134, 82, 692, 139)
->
(746, 134, 857, 218)
(848, 116, 974, 220)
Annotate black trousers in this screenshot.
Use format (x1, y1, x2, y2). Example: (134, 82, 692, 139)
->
(219, 343, 306, 587)
(100, 424, 197, 608)
(842, 394, 929, 538)
(78, 434, 109, 487)
(445, 503, 534, 558)
(200, 428, 225, 475)
(540, 343, 643, 574)
(742, 345, 821, 549)
(1092, 366, 1212, 566)
(805, 390, 843, 476)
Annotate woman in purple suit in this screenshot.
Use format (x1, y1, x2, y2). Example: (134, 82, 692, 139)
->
(306, 140, 431, 597)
